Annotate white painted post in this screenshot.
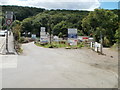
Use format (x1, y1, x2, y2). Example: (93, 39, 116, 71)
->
(95, 42, 98, 52)
(90, 42, 93, 48)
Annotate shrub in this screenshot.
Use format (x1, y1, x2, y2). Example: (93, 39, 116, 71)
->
(77, 43, 84, 48)
(103, 37, 111, 47)
(19, 37, 25, 43)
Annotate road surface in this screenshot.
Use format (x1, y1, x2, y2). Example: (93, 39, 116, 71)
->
(0, 33, 16, 89)
(2, 42, 118, 88)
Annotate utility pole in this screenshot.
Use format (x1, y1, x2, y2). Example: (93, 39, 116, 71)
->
(6, 25, 9, 52)
(49, 26, 52, 45)
(100, 31, 103, 54)
(48, 16, 52, 45)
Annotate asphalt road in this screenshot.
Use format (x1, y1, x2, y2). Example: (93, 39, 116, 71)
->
(0, 33, 17, 89)
(2, 42, 118, 88)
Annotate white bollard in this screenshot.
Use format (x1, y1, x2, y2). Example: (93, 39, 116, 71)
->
(94, 42, 98, 52)
(90, 42, 93, 48)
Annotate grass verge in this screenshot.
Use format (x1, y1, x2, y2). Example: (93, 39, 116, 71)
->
(35, 41, 84, 49)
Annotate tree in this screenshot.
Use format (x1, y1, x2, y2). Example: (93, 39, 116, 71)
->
(82, 9, 118, 46)
(53, 21, 68, 36)
(115, 23, 120, 44)
(2, 5, 45, 21)
(58, 32, 62, 38)
(12, 24, 21, 41)
(12, 20, 21, 27)
(21, 17, 33, 34)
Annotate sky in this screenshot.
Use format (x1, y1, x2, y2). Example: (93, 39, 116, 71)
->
(100, 1, 119, 9)
(0, 0, 119, 11)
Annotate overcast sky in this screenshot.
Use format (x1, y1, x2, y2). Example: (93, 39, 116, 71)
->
(0, 0, 119, 11)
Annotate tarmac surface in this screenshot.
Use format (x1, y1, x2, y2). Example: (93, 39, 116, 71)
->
(1, 42, 118, 88)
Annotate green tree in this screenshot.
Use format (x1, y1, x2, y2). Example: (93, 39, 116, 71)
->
(58, 32, 62, 38)
(12, 24, 21, 41)
(53, 21, 68, 36)
(21, 17, 33, 34)
(82, 9, 118, 46)
(115, 23, 120, 44)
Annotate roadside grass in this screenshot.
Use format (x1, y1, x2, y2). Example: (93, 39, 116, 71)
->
(14, 41, 23, 55)
(110, 43, 118, 51)
(17, 47, 23, 54)
(35, 42, 69, 48)
(35, 41, 84, 49)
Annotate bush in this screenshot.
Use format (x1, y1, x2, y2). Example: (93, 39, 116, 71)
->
(52, 44, 58, 48)
(59, 40, 66, 44)
(14, 41, 23, 54)
(12, 24, 21, 42)
(19, 37, 25, 43)
(77, 43, 84, 48)
(103, 37, 111, 47)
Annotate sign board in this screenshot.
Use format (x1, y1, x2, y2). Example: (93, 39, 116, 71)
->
(89, 37, 94, 42)
(5, 11, 13, 25)
(40, 32, 46, 36)
(78, 36, 89, 41)
(41, 27, 45, 32)
(68, 34, 77, 38)
(6, 11, 13, 19)
(40, 27, 46, 38)
(94, 42, 102, 52)
(31, 34, 36, 39)
(6, 19, 12, 25)
(68, 28, 77, 46)
(40, 27, 49, 43)
(40, 38, 49, 43)
(68, 28, 77, 34)
(68, 28, 77, 38)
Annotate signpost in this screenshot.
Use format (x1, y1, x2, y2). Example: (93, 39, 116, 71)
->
(6, 19, 12, 25)
(40, 27, 49, 43)
(5, 11, 13, 53)
(68, 28, 77, 46)
(68, 28, 77, 38)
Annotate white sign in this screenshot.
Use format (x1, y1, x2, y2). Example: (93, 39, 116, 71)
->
(94, 42, 102, 52)
(68, 28, 77, 45)
(5, 11, 13, 25)
(41, 27, 45, 32)
(40, 27, 46, 36)
(31, 34, 36, 39)
(68, 28, 77, 34)
(68, 28, 77, 38)
(40, 27, 46, 38)
(40, 32, 46, 36)
(40, 27, 49, 43)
